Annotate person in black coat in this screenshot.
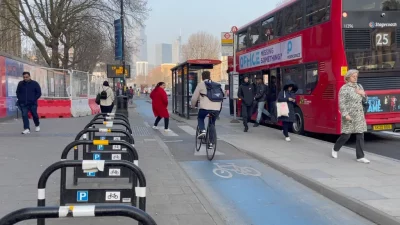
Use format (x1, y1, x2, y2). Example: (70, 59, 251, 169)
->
(277, 80, 298, 141)
(238, 75, 255, 132)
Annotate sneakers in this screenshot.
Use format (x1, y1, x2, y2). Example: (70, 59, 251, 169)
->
(35, 126, 40, 132)
(357, 158, 370, 164)
(197, 130, 206, 138)
(244, 127, 248, 132)
(285, 137, 291, 142)
(21, 129, 30, 134)
(208, 143, 214, 149)
(152, 126, 158, 129)
(331, 148, 338, 159)
(253, 123, 259, 127)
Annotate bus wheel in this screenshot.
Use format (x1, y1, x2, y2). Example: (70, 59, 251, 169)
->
(293, 107, 304, 135)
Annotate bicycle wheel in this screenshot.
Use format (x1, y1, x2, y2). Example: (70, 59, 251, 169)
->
(195, 126, 202, 151)
(206, 124, 217, 161)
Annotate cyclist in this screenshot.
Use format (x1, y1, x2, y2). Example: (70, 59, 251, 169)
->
(190, 71, 223, 146)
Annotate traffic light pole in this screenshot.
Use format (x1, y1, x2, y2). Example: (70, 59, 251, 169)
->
(120, 0, 126, 94)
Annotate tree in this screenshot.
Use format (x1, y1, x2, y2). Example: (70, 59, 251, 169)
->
(182, 31, 220, 60)
(382, 0, 400, 10)
(1, 0, 149, 70)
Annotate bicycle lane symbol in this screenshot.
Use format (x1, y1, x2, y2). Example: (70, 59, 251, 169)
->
(212, 163, 262, 179)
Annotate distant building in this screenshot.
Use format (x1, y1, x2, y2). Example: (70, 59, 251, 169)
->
(172, 36, 182, 64)
(136, 61, 149, 77)
(155, 43, 172, 65)
(0, 0, 21, 57)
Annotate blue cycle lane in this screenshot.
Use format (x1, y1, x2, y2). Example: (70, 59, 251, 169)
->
(181, 159, 375, 225)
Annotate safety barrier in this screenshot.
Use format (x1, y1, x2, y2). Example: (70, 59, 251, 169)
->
(0, 205, 157, 225)
(71, 98, 92, 117)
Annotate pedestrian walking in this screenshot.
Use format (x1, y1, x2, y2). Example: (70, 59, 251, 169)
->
(268, 76, 278, 122)
(277, 80, 298, 141)
(150, 82, 171, 132)
(99, 81, 115, 114)
(238, 75, 255, 132)
(128, 86, 134, 104)
(16, 72, 42, 134)
(332, 69, 370, 163)
(254, 77, 271, 127)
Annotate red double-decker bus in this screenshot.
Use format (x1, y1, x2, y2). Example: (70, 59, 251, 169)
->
(232, 0, 400, 135)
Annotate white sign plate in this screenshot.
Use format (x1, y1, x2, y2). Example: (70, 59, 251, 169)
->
(105, 191, 120, 201)
(112, 154, 122, 160)
(222, 45, 233, 56)
(113, 137, 121, 141)
(108, 168, 121, 176)
(112, 145, 121, 150)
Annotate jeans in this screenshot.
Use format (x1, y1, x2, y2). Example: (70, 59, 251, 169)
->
(256, 101, 271, 123)
(268, 100, 277, 122)
(282, 121, 292, 137)
(334, 133, 365, 159)
(198, 109, 219, 131)
(20, 104, 40, 130)
(154, 116, 169, 129)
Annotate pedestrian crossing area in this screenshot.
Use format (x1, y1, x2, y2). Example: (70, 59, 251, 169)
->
(152, 125, 225, 156)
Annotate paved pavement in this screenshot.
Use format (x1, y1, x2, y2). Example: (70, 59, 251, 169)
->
(167, 102, 400, 225)
(137, 99, 375, 225)
(0, 103, 225, 225)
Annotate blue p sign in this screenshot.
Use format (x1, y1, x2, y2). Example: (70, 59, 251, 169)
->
(87, 172, 96, 177)
(93, 154, 101, 160)
(97, 145, 104, 150)
(100, 136, 106, 140)
(77, 191, 88, 202)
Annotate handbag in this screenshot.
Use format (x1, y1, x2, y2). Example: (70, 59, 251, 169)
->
(95, 87, 101, 105)
(357, 84, 369, 114)
(276, 91, 289, 117)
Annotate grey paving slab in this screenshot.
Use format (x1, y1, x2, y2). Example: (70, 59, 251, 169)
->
(336, 187, 387, 200)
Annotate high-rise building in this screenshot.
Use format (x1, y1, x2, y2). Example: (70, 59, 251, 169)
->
(136, 61, 149, 77)
(131, 25, 148, 77)
(139, 28, 148, 62)
(172, 36, 182, 64)
(155, 43, 172, 66)
(0, 0, 21, 57)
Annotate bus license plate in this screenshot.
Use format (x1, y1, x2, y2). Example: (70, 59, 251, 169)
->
(372, 124, 393, 131)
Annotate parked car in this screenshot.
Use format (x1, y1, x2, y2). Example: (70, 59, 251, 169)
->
(165, 89, 171, 96)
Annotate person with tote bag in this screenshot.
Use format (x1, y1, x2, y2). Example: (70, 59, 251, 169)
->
(277, 80, 298, 142)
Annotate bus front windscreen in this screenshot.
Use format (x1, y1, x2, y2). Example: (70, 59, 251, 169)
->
(344, 0, 400, 11)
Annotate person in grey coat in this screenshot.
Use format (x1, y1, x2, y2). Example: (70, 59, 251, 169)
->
(332, 69, 370, 164)
(277, 80, 297, 141)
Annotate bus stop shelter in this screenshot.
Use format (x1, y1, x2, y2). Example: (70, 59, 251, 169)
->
(171, 59, 221, 119)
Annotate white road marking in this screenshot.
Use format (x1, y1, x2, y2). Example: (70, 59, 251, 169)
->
(159, 129, 179, 136)
(178, 125, 196, 136)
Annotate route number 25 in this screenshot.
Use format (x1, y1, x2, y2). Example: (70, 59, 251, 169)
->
(376, 33, 390, 46)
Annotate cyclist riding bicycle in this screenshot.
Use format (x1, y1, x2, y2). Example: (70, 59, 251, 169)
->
(190, 71, 223, 146)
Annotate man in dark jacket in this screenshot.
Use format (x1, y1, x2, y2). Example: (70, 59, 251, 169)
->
(238, 75, 255, 132)
(254, 78, 271, 127)
(16, 72, 42, 134)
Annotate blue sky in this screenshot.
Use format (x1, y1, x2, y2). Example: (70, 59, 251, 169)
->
(145, 0, 280, 64)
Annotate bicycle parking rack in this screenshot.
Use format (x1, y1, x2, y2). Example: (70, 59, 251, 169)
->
(90, 115, 130, 125)
(93, 112, 129, 120)
(37, 160, 147, 225)
(0, 205, 156, 225)
(84, 121, 133, 134)
(62, 140, 138, 185)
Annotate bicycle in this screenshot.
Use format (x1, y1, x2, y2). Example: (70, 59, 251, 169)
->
(196, 112, 217, 161)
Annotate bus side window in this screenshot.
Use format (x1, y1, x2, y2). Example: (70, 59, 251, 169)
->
(274, 10, 284, 37)
(238, 32, 247, 51)
(306, 0, 331, 26)
(305, 63, 319, 94)
(283, 1, 304, 34)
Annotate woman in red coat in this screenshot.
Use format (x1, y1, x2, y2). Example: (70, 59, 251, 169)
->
(150, 82, 170, 131)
